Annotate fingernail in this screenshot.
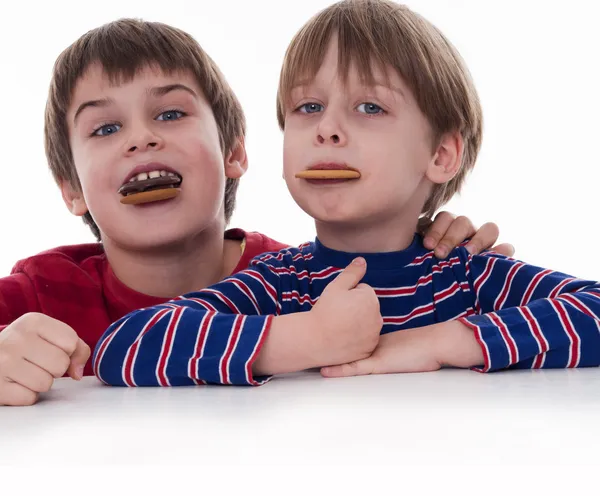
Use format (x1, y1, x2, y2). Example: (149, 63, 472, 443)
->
(352, 257, 365, 266)
(436, 246, 448, 258)
(465, 243, 475, 255)
(423, 237, 435, 249)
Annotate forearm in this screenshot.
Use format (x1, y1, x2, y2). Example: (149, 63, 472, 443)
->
(252, 312, 318, 376)
(460, 288, 600, 371)
(94, 305, 273, 387)
(432, 320, 485, 369)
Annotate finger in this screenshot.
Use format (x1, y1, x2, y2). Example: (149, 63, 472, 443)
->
(31, 315, 79, 356)
(490, 243, 515, 258)
(464, 222, 500, 255)
(435, 215, 476, 259)
(0, 381, 38, 406)
(22, 338, 71, 378)
(6, 359, 54, 394)
(326, 258, 367, 292)
(422, 211, 456, 250)
(320, 359, 373, 378)
(66, 339, 91, 380)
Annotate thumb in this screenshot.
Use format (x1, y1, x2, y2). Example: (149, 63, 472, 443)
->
(326, 258, 367, 292)
(67, 338, 91, 381)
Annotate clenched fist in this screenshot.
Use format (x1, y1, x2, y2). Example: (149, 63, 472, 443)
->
(0, 313, 91, 406)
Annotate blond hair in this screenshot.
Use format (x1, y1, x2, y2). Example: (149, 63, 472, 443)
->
(276, 0, 483, 218)
(45, 18, 245, 240)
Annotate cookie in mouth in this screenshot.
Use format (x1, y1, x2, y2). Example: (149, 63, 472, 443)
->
(118, 170, 183, 205)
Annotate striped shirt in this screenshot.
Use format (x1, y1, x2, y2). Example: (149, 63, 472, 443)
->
(93, 234, 600, 386)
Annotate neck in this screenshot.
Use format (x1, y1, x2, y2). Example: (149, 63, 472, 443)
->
(315, 211, 419, 254)
(102, 223, 242, 298)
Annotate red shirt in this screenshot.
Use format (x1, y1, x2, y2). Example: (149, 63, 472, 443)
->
(0, 229, 287, 376)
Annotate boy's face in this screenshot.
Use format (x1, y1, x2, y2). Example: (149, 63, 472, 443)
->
(65, 64, 245, 250)
(283, 39, 453, 230)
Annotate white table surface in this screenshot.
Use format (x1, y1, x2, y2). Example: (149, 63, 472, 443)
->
(2, 368, 600, 467)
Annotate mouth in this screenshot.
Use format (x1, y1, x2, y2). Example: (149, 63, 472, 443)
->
(295, 163, 361, 181)
(118, 166, 183, 205)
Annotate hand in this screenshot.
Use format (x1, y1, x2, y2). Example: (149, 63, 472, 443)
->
(309, 257, 383, 367)
(419, 211, 515, 259)
(320, 327, 441, 377)
(0, 313, 91, 406)
(320, 320, 484, 378)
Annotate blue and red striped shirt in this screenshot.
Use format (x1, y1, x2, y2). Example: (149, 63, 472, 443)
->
(93, 234, 600, 386)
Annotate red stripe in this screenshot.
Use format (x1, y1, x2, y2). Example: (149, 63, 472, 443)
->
(550, 278, 575, 298)
(553, 301, 580, 368)
(281, 291, 318, 305)
(521, 269, 552, 305)
(203, 289, 239, 313)
(187, 297, 217, 312)
(375, 274, 432, 297)
(245, 316, 273, 386)
(231, 280, 260, 313)
(494, 262, 524, 310)
(219, 315, 244, 384)
(384, 303, 434, 325)
(156, 307, 184, 386)
(474, 257, 495, 294)
(558, 293, 598, 320)
(123, 309, 171, 387)
(519, 306, 548, 354)
(188, 312, 215, 384)
(93, 319, 127, 379)
(458, 317, 491, 373)
(489, 312, 518, 365)
(246, 270, 278, 302)
(408, 252, 433, 266)
(434, 282, 460, 303)
(532, 353, 545, 368)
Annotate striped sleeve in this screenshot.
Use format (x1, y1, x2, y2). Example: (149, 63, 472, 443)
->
(458, 251, 600, 372)
(93, 262, 281, 387)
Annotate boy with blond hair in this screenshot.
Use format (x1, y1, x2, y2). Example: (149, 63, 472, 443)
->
(0, 14, 513, 405)
(94, 0, 600, 385)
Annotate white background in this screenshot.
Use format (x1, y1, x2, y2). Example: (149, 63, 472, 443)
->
(0, 0, 598, 281)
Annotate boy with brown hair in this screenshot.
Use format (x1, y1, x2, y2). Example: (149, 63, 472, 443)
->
(93, 0, 600, 387)
(0, 17, 498, 405)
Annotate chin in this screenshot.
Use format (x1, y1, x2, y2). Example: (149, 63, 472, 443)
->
(104, 222, 208, 252)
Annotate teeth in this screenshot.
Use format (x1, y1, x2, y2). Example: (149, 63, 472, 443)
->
(128, 170, 177, 183)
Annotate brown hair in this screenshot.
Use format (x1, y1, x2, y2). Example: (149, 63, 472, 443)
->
(276, 0, 483, 218)
(45, 18, 245, 240)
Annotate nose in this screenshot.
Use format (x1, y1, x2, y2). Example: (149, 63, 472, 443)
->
(124, 122, 164, 155)
(315, 109, 347, 147)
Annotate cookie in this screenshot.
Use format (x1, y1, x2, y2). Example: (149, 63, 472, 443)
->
(295, 170, 361, 179)
(120, 188, 181, 205)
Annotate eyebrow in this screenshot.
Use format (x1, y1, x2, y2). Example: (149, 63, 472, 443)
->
(73, 84, 198, 124)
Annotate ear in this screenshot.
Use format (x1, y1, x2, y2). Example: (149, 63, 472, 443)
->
(60, 181, 89, 217)
(224, 137, 248, 180)
(425, 131, 464, 185)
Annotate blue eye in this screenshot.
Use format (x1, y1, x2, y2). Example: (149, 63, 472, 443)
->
(297, 103, 324, 114)
(156, 110, 184, 121)
(93, 123, 121, 137)
(356, 103, 384, 115)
